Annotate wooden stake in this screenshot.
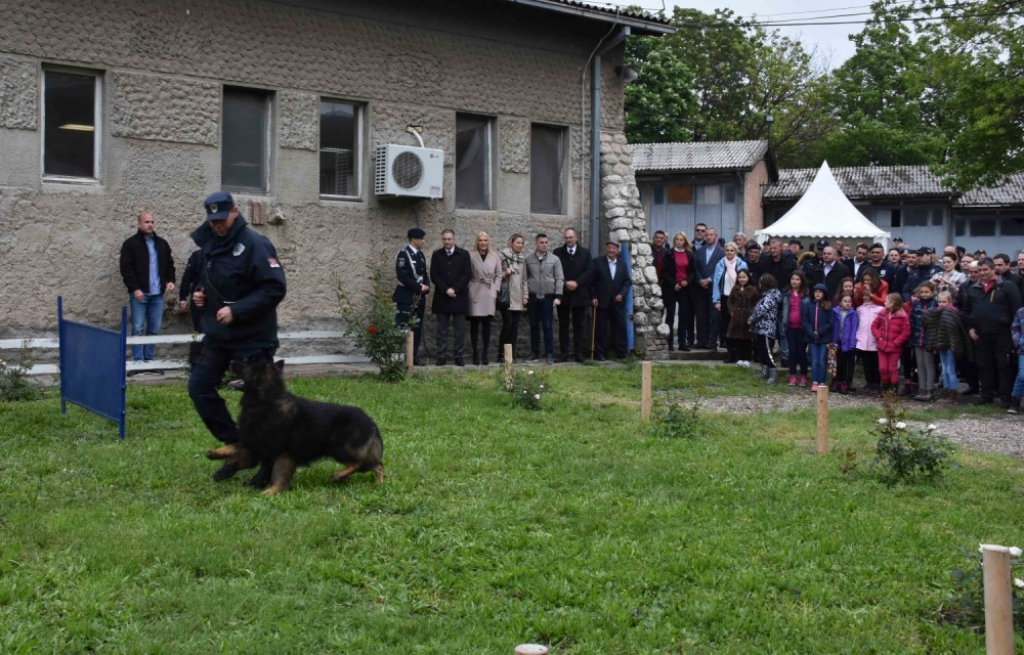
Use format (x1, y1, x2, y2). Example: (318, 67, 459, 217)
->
(405, 331, 414, 376)
(641, 361, 652, 422)
(504, 343, 514, 368)
(816, 385, 829, 454)
(981, 544, 1014, 655)
(514, 646, 549, 655)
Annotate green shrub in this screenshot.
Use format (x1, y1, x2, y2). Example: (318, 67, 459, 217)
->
(0, 351, 41, 403)
(337, 254, 415, 383)
(941, 545, 1024, 632)
(499, 366, 548, 410)
(651, 398, 704, 439)
(871, 393, 954, 484)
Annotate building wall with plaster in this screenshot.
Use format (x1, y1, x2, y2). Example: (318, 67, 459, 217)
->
(0, 0, 634, 341)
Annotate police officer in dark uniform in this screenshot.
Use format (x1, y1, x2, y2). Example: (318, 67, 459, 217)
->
(394, 228, 431, 366)
(188, 191, 287, 484)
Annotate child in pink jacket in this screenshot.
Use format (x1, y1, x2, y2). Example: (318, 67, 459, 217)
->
(871, 293, 911, 395)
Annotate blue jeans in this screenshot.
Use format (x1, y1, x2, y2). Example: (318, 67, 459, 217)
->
(528, 295, 555, 356)
(939, 349, 958, 390)
(808, 342, 827, 384)
(129, 294, 164, 361)
(1014, 353, 1024, 398)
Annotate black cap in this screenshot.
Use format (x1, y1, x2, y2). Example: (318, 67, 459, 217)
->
(789, 239, 802, 246)
(816, 240, 829, 249)
(916, 247, 930, 256)
(746, 242, 761, 251)
(407, 228, 425, 239)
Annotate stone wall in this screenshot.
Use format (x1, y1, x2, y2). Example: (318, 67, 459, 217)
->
(599, 132, 668, 359)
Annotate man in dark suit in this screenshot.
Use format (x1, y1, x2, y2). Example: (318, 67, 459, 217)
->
(807, 246, 851, 299)
(394, 228, 431, 366)
(649, 230, 670, 329)
(693, 227, 725, 350)
(429, 229, 471, 366)
(553, 227, 594, 362)
(590, 241, 632, 360)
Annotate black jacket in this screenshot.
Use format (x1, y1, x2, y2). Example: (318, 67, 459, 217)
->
(902, 263, 941, 300)
(553, 245, 594, 307)
(856, 261, 897, 285)
(392, 246, 430, 308)
(807, 261, 851, 300)
(179, 250, 204, 302)
(430, 246, 471, 314)
(189, 216, 287, 350)
(591, 256, 632, 309)
(961, 278, 1022, 336)
(119, 230, 176, 295)
(759, 255, 797, 289)
(660, 248, 697, 296)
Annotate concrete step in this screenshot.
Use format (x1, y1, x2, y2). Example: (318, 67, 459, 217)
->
(668, 349, 726, 362)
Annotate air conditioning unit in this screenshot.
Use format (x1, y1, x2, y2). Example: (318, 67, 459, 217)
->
(375, 144, 444, 199)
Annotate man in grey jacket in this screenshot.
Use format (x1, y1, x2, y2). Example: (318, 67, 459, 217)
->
(525, 233, 564, 363)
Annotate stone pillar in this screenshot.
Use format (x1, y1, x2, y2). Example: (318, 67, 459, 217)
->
(600, 132, 669, 360)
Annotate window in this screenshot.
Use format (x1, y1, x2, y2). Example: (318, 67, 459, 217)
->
(530, 124, 565, 214)
(723, 184, 738, 204)
(43, 69, 101, 180)
(455, 114, 492, 209)
(319, 99, 361, 198)
(890, 209, 902, 228)
(954, 218, 966, 237)
(696, 185, 721, 205)
(667, 185, 693, 205)
(652, 185, 666, 205)
(971, 219, 996, 237)
(931, 208, 944, 226)
(1002, 218, 1024, 237)
(222, 86, 272, 193)
(903, 208, 929, 227)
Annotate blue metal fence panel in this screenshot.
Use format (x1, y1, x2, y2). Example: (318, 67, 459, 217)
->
(59, 297, 128, 439)
(620, 241, 635, 351)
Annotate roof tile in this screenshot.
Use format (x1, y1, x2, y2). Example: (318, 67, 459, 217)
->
(632, 141, 769, 172)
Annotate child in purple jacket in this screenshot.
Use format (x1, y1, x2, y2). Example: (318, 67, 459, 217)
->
(831, 292, 859, 394)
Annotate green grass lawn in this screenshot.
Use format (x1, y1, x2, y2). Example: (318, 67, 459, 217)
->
(1, 366, 1021, 654)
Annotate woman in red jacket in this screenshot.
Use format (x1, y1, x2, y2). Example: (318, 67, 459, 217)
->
(871, 293, 911, 395)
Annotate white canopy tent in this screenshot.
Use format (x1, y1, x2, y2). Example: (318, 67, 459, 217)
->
(755, 161, 891, 249)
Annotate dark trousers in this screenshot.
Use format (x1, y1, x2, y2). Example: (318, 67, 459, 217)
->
(396, 297, 426, 359)
(786, 327, 808, 377)
(435, 312, 466, 359)
(664, 286, 693, 349)
(595, 303, 628, 358)
(753, 334, 775, 368)
(974, 333, 1013, 402)
(859, 350, 880, 386)
(694, 285, 714, 347)
(901, 343, 916, 385)
(836, 349, 856, 387)
(719, 298, 732, 357)
(469, 316, 492, 359)
(528, 294, 555, 356)
(188, 345, 275, 444)
(558, 304, 588, 359)
(730, 338, 752, 362)
(498, 309, 522, 358)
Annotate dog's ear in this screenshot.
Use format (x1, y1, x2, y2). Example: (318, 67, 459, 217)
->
(274, 359, 285, 373)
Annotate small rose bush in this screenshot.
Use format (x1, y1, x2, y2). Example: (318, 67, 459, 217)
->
(943, 545, 1024, 632)
(0, 351, 41, 403)
(871, 393, 954, 485)
(500, 367, 548, 411)
(337, 254, 415, 383)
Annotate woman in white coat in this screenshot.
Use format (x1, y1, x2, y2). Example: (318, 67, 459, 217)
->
(497, 233, 530, 363)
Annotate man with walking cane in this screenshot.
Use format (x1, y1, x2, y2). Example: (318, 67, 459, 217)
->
(554, 228, 594, 362)
(394, 227, 431, 366)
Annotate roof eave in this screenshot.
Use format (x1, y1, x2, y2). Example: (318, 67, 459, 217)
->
(506, 0, 676, 35)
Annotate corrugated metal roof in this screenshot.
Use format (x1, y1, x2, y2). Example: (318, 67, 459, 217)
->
(632, 141, 770, 173)
(764, 165, 952, 201)
(956, 173, 1024, 208)
(505, 0, 675, 32)
(540, 0, 672, 23)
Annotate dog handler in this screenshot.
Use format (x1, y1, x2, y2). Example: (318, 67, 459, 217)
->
(188, 191, 287, 483)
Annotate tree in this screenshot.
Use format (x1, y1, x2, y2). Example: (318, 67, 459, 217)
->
(624, 8, 831, 167)
(818, 0, 949, 167)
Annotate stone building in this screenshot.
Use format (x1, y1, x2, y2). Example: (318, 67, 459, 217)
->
(0, 0, 672, 356)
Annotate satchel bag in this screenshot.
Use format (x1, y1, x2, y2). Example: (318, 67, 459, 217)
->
(496, 255, 512, 311)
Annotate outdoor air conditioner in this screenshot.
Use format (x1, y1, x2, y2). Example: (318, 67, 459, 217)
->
(375, 144, 444, 199)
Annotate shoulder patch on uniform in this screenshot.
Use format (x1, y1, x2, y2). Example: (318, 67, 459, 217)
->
(267, 258, 281, 268)
(233, 243, 245, 256)
(398, 258, 406, 267)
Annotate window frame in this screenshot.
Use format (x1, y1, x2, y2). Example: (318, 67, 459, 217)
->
(454, 112, 494, 211)
(221, 85, 273, 195)
(41, 66, 103, 184)
(318, 97, 364, 202)
(529, 123, 567, 216)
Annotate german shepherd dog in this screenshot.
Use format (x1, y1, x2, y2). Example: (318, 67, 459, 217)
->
(206, 359, 384, 495)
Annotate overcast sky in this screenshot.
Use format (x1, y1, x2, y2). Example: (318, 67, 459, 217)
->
(664, 0, 863, 68)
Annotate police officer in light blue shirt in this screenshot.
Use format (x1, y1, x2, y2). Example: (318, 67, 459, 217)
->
(188, 191, 287, 486)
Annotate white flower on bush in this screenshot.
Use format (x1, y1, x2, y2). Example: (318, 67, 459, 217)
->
(1016, 578, 1024, 589)
(534, 394, 541, 400)
(539, 384, 544, 389)
(878, 418, 888, 425)
(895, 422, 907, 429)
(927, 424, 937, 431)
(528, 370, 534, 375)
(1012, 546, 1023, 557)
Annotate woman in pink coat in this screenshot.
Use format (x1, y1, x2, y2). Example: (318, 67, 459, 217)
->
(468, 232, 504, 365)
(871, 293, 911, 394)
